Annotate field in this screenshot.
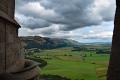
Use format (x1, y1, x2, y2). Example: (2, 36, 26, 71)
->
(25, 45, 110, 80)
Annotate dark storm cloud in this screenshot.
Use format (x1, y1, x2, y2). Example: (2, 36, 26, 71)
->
(23, 18, 51, 29)
(40, 0, 100, 31)
(15, 0, 115, 31)
(40, 29, 56, 35)
(26, 26, 58, 36)
(15, 15, 51, 29)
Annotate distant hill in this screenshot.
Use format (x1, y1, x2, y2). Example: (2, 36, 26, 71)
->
(80, 42, 112, 45)
(20, 36, 80, 49)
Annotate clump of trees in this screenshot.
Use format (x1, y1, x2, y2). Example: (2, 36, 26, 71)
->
(25, 48, 42, 55)
(25, 57, 47, 67)
(40, 74, 71, 80)
(96, 50, 110, 54)
(72, 47, 87, 52)
(44, 57, 52, 59)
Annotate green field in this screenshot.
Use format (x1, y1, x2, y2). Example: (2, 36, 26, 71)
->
(41, 59, 108, 80)
(25, 46, 110, 80)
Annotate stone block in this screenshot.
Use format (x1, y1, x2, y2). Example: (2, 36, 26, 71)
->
(8, 0, 15, 16)
(0, 0, 7, 13)
(0, 21, 5, 74)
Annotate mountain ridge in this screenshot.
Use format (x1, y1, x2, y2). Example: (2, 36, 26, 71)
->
(20, 36, 80, 49)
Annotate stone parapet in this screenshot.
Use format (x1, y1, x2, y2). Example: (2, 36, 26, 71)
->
(11, 59, 41, 80)
(0, 72, 23, 80)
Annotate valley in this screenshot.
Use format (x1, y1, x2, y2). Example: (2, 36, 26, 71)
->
(25, 44, 111, 80)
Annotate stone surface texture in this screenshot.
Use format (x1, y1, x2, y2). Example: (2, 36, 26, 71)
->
(107, 0, 120, 80)
(0, 0, 40, 80)
(0, 22, 5, 75)
(0, 0, 15, 18)
(0, 0, 24, 74)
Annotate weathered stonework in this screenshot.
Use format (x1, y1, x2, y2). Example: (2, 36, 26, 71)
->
(0, 0, 40, 80)
(0, 22, 5, 75)
(0, 0, 24, 74)
(0, 0, 15, 18)
(107, 0, 120, 80)
(5, 24, 24, 72)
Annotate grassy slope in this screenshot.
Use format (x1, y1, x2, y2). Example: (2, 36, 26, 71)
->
(84, 54, 109, 66)
(41, 59, 108, 80)
(27, 47, 110, 80)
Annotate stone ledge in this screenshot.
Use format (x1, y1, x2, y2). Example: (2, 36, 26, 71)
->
(11, 59, 38, 74)
(0, 72, 23, 80)
(11, 59, 41, 80)
(0, 10, 20, 28)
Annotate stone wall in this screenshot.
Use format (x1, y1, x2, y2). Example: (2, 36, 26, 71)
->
(0, 0, 40, 80)
(0, 20, 24, 74)
(0, 0, 15, 18)
(107, 0, 120, 80)
(0, 0, 24, 74)
(0, 21, 5, 74)
(6, 24, 24, 72)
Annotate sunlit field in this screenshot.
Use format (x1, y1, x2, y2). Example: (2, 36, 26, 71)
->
(26, 46, 110, 80)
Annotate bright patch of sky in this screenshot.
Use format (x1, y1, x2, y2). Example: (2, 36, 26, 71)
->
(72, 22, 114, 42)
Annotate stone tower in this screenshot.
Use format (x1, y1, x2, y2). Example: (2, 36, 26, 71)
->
(0, 0, 40, 80)
(0, 0, 24, 74)
(107, 0, 120, 80)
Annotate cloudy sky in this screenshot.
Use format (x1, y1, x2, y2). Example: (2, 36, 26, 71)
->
(15, 0, 116, 43)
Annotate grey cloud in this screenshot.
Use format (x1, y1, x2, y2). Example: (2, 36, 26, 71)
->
(82, 33, 112, 40)
(100, 6, 115, 21)
(15, 0, 40, 11)
(50, 0, 113, 30)
(15, 0, 115, 31)
(24, 18, 51, 29)
(26, 26, 58, 36)
(40, 0, 99, 30)
(15, 16, 51, 29)
(83, 36, 111, 40)
(40, 28, 56, 35)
